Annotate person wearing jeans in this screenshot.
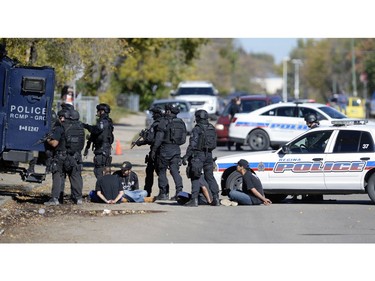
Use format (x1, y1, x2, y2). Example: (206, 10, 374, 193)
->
(222, 159, 272, 206)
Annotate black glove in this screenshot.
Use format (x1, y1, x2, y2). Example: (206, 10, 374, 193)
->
(181, 155, 188, 166)
(150, 150, 156, 161)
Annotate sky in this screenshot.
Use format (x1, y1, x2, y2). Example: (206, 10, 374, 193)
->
(236, 38, 298, 64)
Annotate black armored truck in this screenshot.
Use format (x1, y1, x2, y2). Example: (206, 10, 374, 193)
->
(0, 46, 55, 183)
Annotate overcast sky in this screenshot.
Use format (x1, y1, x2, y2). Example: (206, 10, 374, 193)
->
(236, 38, 298, 64)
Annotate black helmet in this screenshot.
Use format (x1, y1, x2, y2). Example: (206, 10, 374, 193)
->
(96, 103, 111, 113)
(165, 103, 180, 115)
(69, 110, 80, 120)
(149, 106, 163, 115)
(304, 113, 318, 123)
(57, 109, 70, 119)
(195, 109, 209, 120)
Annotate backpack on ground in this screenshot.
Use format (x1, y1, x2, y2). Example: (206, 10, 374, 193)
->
(166, 117, 187, 145)
(197, 123, 217, 151)
(64, 120, 85, 154)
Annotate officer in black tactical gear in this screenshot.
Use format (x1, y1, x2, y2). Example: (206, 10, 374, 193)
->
(304, 113, 319, 129)
(44, 109, 85, 205)
(133, 106, 167, 197)
(151, 103, 186, 201)
(182, 109, 220, 207)
(83, 103, 114, 179)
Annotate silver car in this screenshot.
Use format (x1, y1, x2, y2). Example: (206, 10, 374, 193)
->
(145, 99, 195, 133)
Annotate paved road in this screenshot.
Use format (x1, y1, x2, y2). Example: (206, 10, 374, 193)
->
(1, 112, 375, 243)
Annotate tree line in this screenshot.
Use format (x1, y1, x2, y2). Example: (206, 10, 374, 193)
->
(2, 38, 374, 110)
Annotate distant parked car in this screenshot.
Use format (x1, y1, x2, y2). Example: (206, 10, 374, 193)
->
(215, 94, 282, 146)
(170, 81, 220, 120)
(345, 96, 365, 119)
(229, 101, 348, 151)
(145, 99, 195, 133)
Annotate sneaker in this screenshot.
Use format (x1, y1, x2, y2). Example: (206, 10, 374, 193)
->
(220, 198, 237, 206)
(76, 199, 83, 205)
(44, 198, 59, 206)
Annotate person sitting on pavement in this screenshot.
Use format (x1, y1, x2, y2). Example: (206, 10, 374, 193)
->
(221, 159, 272, 206)
(90, 167, 124, 204)
(113, 161, 155, 203)
(176, 174, 213, 206)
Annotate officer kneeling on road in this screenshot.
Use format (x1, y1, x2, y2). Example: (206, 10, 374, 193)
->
(182, 109, 220, 207)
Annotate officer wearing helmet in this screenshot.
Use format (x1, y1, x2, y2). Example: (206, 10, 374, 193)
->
(44, 109, 70, 205)
(133, 106, 166, 197)
(181, 109, 220, 207)
(151, 103, 187, 201)
(83, 103, 114, 179)
(304, 113, 319, 129)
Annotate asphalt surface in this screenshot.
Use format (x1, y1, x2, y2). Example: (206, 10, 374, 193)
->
(1, 112, 375, 244)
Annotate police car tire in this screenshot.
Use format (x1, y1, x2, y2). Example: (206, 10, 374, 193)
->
(225, 171, 243, 191)
(248, 129, 270, 151)
(367, 173, 375, 203)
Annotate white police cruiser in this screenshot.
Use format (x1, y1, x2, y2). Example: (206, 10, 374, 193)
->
(229, 101, 347, 151)
(215, 120, 375, 203)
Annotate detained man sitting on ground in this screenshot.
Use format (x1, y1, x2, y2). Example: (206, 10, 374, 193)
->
(176, 174, 213, 205)
(113, 161, 155, 203)
(89, 167, 124, 204)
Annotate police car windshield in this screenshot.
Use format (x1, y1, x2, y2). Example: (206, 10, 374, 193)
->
(176, 87, 215, 96)
(318, 106, 347, 119)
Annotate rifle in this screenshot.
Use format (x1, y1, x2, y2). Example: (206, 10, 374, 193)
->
(131, 129, 148, 149)
(33, 132, 53, 146)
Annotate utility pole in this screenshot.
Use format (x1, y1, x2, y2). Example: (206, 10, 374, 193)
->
(292, 59, 302, 100)
(282, 57, 290, 102)
(351, 38, 358, 97)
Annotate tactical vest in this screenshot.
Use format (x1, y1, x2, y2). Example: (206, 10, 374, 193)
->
(163, 117, 187, 145)
(197, 123, 217, 151)
(63, 120, 85, 154)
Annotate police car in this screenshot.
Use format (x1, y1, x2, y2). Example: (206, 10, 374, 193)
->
(215, 120, 375, 204)
(229, 101, 347, 151)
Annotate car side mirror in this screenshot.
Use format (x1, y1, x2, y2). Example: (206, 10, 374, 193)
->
(281, 145, 289, 154)
(170, 90, 176, 97)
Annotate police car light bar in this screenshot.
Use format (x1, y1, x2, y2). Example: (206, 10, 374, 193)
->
(331, 119, 368, 126)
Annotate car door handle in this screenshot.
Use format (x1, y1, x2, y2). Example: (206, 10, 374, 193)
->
(360, 157, 370, 160)
(312, 158, 323, 161)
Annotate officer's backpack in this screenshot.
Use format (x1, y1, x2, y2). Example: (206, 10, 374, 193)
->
(165, 117, 187, 145)
(197, 123, 217, 151)
(64, 120, 85, 154)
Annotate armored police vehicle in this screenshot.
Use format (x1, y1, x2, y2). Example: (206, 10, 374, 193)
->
(0, 50, 55, 183)
(215, 120, 375, 204)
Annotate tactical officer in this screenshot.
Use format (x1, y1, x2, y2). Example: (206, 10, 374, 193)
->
(151, 104, 186, 201)
(182, 109, 220, 207)
(83, 103, 114, 179)
(44, 109, 84, 205)
(133, 106, 167, 197)
(304, 113, 320, 129)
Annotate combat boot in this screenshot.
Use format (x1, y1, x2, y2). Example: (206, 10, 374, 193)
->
(184, 197, 198, 207)
(211, 196, 220, 206)
(155, 193, 169, 201)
